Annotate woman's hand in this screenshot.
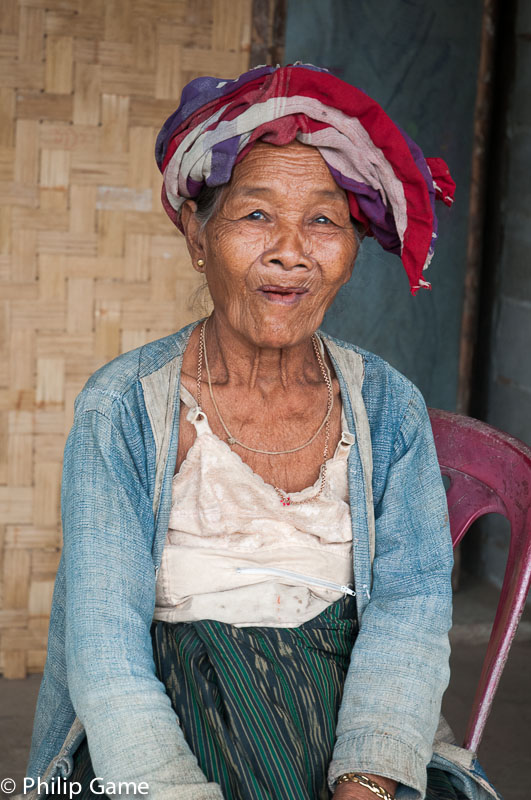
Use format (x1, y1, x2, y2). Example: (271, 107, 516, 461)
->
(332, 785, 371, 800)
(333, 786, 381, 800)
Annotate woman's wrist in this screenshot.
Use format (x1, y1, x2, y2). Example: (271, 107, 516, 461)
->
(332, 772, 397, 800)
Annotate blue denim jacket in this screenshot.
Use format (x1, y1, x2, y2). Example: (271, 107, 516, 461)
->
(26, 322, 500, 800)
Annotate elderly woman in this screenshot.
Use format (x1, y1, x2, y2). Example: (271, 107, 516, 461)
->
(26, 65, 498, 800)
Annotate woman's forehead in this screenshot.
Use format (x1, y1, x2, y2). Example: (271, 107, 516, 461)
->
(226, 141, 345, 198)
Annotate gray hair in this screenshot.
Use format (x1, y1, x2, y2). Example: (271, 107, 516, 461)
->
(193, 184, 225, 230)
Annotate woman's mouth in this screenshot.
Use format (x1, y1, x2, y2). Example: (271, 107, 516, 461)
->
(257, 285, 309, 305)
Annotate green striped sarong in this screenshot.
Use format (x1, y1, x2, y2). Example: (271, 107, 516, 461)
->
(151, 594, 358, 800)
(66, 594, 466, 799)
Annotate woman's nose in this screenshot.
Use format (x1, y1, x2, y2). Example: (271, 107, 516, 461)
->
(263, 225, 312, 270)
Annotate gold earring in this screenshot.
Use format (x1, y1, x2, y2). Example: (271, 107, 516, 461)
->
(197, 259, 205, 268)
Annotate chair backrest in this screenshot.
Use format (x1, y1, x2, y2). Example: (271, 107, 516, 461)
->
(428, 408, 531, 752)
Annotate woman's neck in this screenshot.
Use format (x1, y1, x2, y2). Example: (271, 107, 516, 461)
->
(204, 312, 323, 394)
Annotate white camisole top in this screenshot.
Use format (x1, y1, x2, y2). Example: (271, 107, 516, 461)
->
(153, 385, 355, 627)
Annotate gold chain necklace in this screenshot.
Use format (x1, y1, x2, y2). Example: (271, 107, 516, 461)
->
(196, 318, 334, 505)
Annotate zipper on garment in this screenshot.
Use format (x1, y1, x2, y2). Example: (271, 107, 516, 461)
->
(235, 566, 356, 596)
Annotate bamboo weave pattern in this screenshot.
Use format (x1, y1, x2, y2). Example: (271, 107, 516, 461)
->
(0, 0, 252, 678)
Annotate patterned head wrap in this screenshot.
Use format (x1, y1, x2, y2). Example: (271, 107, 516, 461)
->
(155, 64, 455, 294)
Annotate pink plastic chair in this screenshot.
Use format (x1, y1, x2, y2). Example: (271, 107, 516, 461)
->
(428, 408, 531, 751)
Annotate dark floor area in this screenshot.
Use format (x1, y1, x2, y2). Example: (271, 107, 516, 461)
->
(442, 577, 531, 800)
(1, 578, 529, 799)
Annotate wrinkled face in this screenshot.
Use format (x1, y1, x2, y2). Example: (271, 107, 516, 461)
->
(181, 140, 358, 349)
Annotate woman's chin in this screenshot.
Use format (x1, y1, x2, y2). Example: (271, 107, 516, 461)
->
(212, 303, 322, 350)
(249, 313, 320, 350)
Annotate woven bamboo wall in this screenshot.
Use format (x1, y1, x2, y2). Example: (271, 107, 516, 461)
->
(0, 0, 252, 678)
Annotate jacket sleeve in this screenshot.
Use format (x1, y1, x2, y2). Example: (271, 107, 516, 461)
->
(62, 394, 223, 800)
(328, 385, 454, 800)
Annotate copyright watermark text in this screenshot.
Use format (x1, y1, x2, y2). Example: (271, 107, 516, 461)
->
(1, 777, 149, 797)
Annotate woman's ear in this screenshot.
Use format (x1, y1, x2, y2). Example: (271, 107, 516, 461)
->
(180, 200, 206, 273)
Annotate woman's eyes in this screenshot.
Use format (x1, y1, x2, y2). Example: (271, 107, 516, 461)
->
(244, 211, 334, 224)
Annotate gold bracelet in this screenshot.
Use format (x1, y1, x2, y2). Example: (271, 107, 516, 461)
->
(335, 773, 394, 800)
